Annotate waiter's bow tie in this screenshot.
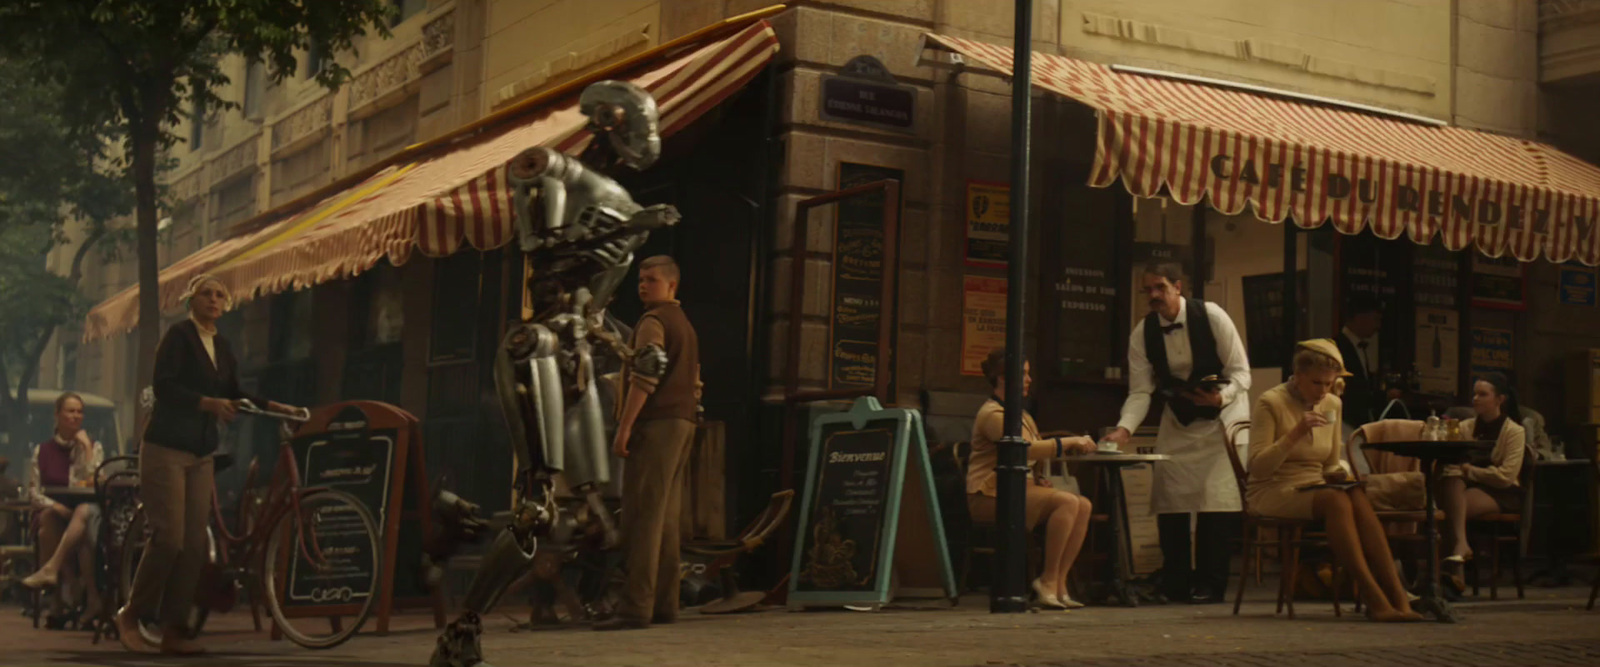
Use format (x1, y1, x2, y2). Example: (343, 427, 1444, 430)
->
(1160, 322, 1184, 334)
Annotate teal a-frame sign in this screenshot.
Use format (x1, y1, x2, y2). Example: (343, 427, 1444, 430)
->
(787, 396, 958, 609)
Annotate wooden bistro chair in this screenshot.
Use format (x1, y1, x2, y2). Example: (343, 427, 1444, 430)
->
(1224, 420, 1342, 619)
(1466, 443, 1538, 601)
(952, 441, 1045, 596)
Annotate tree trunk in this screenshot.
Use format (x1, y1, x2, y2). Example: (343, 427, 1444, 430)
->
(133, 117, 161, 440)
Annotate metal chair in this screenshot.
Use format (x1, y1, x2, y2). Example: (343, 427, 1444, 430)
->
(1467, 443, 1537, 601)
(1224, 420, 1342, 619)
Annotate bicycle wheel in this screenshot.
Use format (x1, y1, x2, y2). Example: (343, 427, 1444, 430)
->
(261, 489, 381, 649)
(117, 509, 212, 645)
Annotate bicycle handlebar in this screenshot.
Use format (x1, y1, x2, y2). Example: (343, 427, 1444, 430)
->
(237, 399, 312, 423)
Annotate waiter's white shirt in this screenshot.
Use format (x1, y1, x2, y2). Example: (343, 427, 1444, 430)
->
(1117, 298, 1252, 514)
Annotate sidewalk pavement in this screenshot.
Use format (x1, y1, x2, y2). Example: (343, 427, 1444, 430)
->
(0, 586, 1596, 666)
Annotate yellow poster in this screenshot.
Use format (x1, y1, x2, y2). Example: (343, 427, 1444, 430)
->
(965, 181, 1010, 268)
(962, 276, 1008, 376)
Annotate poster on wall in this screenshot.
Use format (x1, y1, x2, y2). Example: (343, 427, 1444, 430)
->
(961, 276, 1007, 376)
(1470, 327, 1514, 379)
(1415, 307, 1460, 395)
(965, 181, 1009, 268)
(1559, 263, 1597, 307)
(828, 162, 903, 393)
(1470, 255, 1527, 310)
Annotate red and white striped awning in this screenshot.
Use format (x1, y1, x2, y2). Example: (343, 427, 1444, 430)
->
(922, 33, 1600, 267)
(84, 20, 780, 342)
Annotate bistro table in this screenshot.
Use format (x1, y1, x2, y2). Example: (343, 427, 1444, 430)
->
(1360, 439, 1494, 623)
(1058, 451, 1170, 607)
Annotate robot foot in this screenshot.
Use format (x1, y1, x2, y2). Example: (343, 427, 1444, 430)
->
(429, 612, 490, 667)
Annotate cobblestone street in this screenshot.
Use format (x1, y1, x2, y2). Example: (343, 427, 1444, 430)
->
(1, 586, 1596, 666)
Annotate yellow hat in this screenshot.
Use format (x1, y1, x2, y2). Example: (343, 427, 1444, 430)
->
(1296, 338, 1354, 377)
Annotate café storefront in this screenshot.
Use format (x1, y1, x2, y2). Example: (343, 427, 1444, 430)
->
(917, 33, 1600, 447)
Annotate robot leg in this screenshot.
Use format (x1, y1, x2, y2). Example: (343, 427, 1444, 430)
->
(428, 529, 537, 667)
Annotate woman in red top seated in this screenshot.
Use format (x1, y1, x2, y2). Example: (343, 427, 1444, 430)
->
(22, 392, 106, 625)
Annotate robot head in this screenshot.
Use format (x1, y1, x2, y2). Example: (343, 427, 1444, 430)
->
(579, 80, 661, 170)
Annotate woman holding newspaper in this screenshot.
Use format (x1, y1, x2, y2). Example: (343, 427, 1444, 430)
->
(1248, 339, 1420, 622)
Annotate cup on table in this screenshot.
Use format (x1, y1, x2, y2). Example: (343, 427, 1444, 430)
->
(1096, 426, 1121, 453)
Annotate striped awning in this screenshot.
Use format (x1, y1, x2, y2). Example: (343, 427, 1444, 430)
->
(921, 33, 1600, 267)
(83, 20, 780, 342)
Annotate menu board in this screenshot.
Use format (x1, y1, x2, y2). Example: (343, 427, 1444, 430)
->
(1055, 264, 1118, 378)
(788, 397, 957, 608)
(794, 418, 898, 593)
(829, 162, 903, 393)
(1471, 254, 1527, 310)
(1412, 244, 1459, 309)
(283, 425, 395, 608)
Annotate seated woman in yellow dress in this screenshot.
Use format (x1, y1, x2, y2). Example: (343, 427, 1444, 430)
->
(1248, 339, 1421, 622)
(966, 348, 1097, 609)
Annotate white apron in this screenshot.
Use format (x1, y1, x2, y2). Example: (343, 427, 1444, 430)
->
(1149, 399, 1247, 514)
(1122, 299, 1252, 515)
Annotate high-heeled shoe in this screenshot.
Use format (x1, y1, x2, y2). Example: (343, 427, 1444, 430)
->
(1032, 578, 1066, 609)
(1441, 555, 1468, 595)
(1058, 594, 1086, 610)
(21, 569, 58, 589)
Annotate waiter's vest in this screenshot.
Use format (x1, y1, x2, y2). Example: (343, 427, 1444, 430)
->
(1143, 298, 1224, 426)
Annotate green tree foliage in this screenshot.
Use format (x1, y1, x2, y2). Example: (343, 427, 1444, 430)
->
(0, 0, 394, 419)
(0, 58, 131, 443)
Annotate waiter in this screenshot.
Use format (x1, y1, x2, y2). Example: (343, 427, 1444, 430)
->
(1103, 262, 1250, 604)
(1335, 292, 1384, 437)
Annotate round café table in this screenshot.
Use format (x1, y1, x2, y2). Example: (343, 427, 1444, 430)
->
(1359, 439, 1493, 623)
(1058, 452, 1170, 607)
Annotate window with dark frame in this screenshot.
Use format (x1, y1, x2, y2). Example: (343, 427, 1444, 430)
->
(243, 60, 265, 120)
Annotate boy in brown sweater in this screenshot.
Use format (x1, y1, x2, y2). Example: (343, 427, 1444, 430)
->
(598, 255, 701, 631)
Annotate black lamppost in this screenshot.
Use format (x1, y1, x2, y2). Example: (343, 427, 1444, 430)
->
(991, 0, 1033, 614)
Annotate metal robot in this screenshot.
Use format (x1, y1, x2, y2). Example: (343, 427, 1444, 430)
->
(428, 79, 679, 667)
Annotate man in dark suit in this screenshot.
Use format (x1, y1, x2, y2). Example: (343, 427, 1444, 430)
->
(1336, 292, 1384, 436)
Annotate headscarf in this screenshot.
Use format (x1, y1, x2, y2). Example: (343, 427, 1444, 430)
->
(180, 273, 232, 311)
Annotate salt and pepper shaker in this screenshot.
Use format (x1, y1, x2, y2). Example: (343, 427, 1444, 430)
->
(1424, 413, 1441, 441)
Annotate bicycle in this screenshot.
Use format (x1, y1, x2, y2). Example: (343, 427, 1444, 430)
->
(119, 401, 382, 649)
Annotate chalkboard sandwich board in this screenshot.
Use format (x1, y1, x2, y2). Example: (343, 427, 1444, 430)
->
(280, 401, 445, 635)
(787, 396, 957, 609)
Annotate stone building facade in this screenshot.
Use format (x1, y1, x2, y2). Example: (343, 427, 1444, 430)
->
(35, 0, 1600, 519)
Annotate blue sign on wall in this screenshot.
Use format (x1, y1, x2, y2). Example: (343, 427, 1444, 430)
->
(1559, 264, 1596, 307)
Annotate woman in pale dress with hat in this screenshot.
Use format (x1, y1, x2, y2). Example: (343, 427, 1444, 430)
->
(1247, 339, 1421, 622)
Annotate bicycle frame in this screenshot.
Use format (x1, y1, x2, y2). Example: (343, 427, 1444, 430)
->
(205, 419, 336, 608)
